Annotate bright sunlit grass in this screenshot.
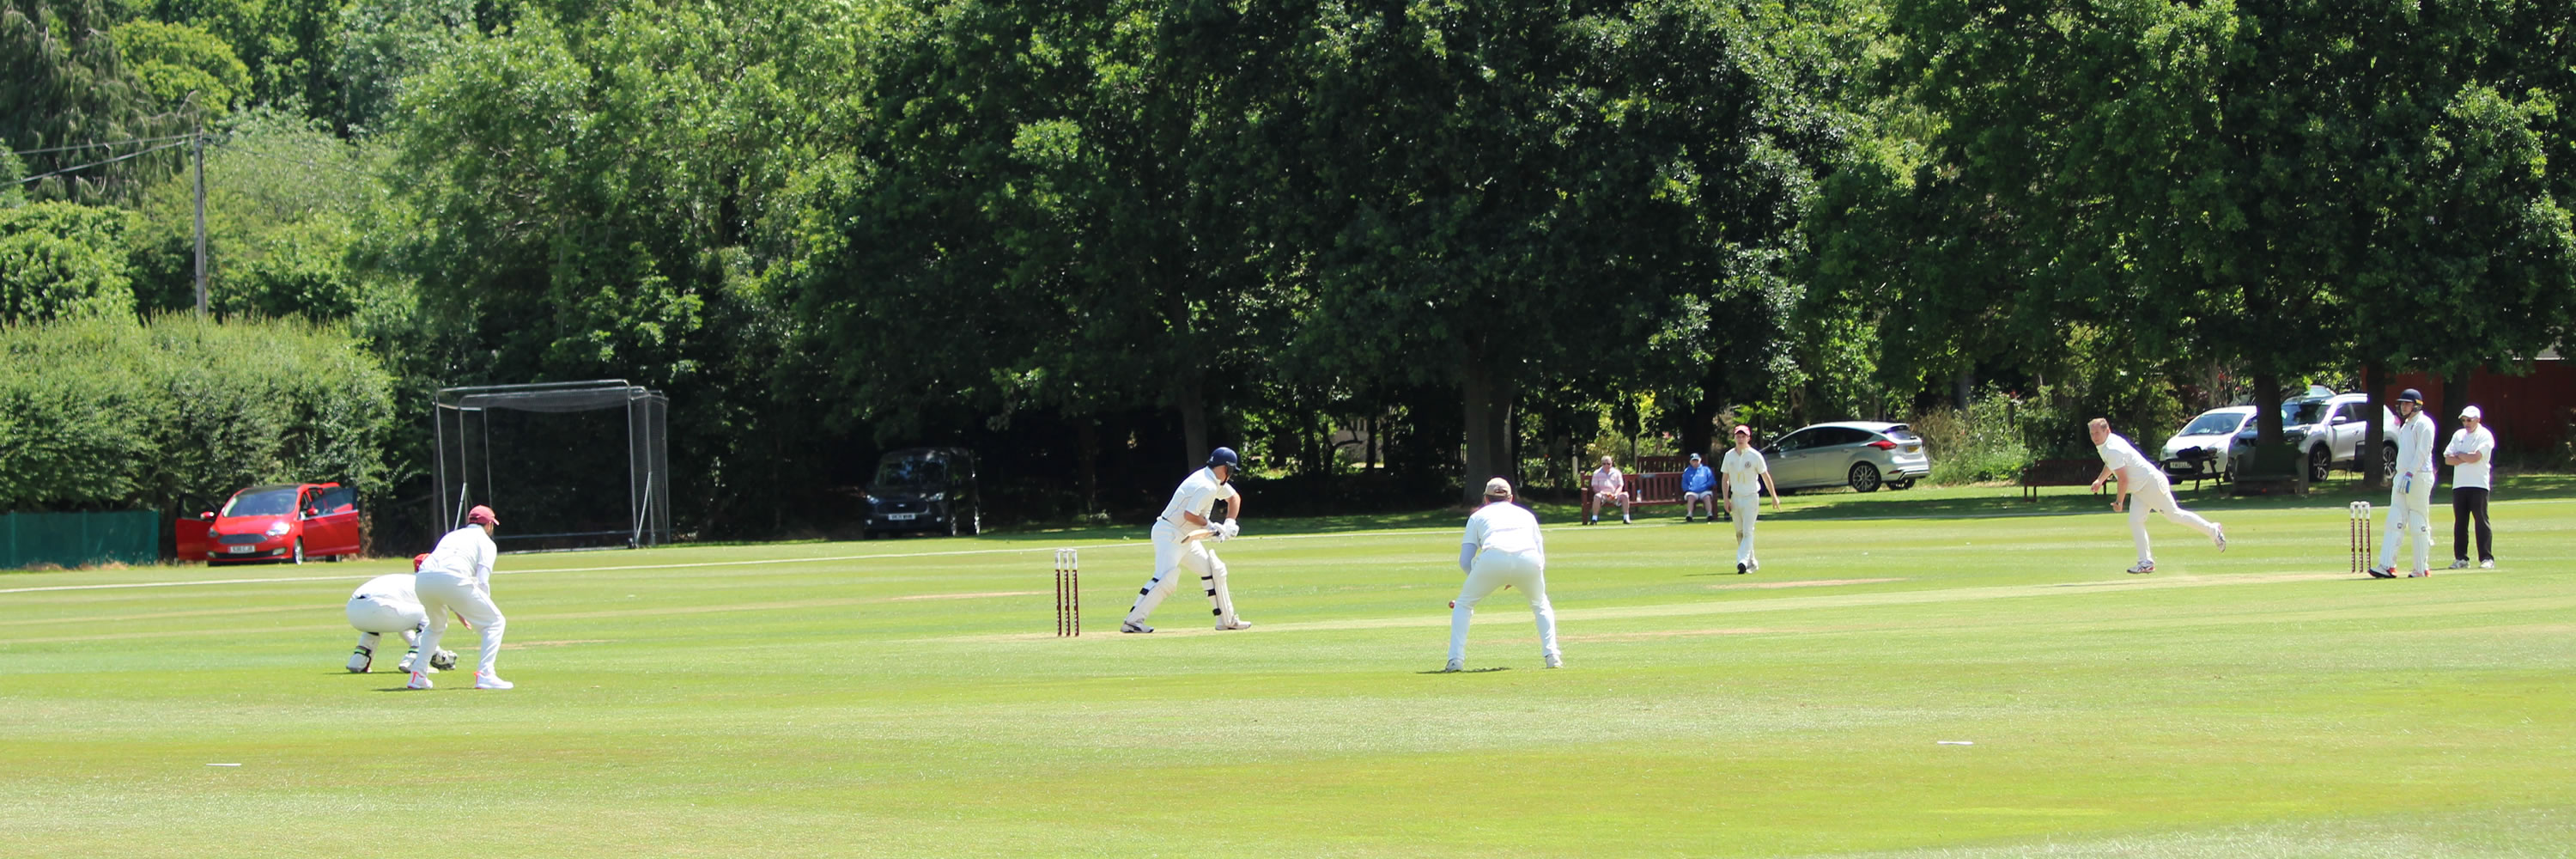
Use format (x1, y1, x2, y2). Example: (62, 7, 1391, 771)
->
(3, 487, 2571, 857)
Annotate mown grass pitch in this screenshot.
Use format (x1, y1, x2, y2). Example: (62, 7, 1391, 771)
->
(3, 486, 2572, 857)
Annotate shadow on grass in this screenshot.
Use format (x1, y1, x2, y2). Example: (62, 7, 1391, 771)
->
(1419, 667, 1511, 674)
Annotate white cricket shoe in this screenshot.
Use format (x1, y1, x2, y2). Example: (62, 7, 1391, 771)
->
(405, 672, 434, 690)
(1441, 659, 1462, 673)
(2479, 560, 2494, 569)
(1120, 621, 1154, 633)
(2124, 562, 2156, 575)
(1215, 618, 1254, 631)
(346, 648, 373, 673)
(1748, 558, 1761, 573)
(1622, 513, 1631, 524)
(2445, 559, 2471, 570)
(1544, 654, 1563, 669)
(474, 673, 514, 690)
(2213, 524, 2227, 552)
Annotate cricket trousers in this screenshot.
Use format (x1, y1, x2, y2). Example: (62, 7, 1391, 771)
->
(413, 570, 507, 678)
(1449, 549, 1557, 665)
(2451, 486, 2493, 564)
(345, 594, 427, 669)
(1126, 520, 1241, 627)
(2127, 478, 2219, 564)
(2380, 472, 2436, 573)
(1728, 492, 1761, 564)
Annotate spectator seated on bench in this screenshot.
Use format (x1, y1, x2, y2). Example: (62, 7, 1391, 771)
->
(2019, 458, 2099, 501)
(1585, 455, 1634, 524)
(1677, 453, 1718, 521)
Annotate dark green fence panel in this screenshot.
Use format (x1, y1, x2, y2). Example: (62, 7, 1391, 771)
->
(1, 510, 162, 570)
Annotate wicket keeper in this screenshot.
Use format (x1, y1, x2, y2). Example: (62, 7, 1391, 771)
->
(343, 573, 453, 674)
(1121, 448, 1253, 632)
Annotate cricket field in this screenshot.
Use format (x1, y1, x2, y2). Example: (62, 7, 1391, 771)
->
(4, 481, 2572, 857)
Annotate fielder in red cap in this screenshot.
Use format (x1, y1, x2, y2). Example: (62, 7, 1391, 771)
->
(406, 505, 513, 690)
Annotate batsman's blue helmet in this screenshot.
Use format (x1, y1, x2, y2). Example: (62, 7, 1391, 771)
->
(2397, 388, 2423, 404)
(1206, 447, 1241, 470)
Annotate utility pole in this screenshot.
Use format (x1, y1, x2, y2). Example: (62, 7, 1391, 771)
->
(191, 107, 209, 317)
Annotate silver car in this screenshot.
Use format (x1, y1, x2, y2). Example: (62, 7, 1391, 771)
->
(1761, 421, 1932, 492)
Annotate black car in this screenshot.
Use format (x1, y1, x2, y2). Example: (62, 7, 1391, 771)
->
(862, 448, 980, 538)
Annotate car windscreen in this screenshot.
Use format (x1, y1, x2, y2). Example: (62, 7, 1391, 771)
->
(222, 488, 299, 517)
(2285, 400, 2331, 426)
(872, 454, 949, 490)
(1879, 425, 1919, 442)
(2180, 412, 2245, 436)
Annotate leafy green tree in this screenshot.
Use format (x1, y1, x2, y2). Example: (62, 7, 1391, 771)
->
(0, 201, 138, 322)
(128, 107, 392, 317)
(1286, 0, 1842, 501)
(777, 0, 1295, 472)
(137, 0, 351, 124)
(114, 18, 253, 116)
(1860, 0, 2576, 464)
(330, 0, 477, 134)
(3, 0, 182, 203)
(386, 0, 878, 535)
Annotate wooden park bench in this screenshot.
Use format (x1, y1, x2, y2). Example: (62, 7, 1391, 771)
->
(2018, 459, 2099, 501)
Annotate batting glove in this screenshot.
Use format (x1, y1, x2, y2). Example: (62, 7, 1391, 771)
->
(1218, 519, 1241, 540)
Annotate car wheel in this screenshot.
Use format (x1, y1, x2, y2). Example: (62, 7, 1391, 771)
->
(1848, 462, 1882, 493)
(292, 539, 306, 565)
(2308, 445, 2330, 482)
(1886, 478, 1915, 490)
(2380, 442, 2397, 482)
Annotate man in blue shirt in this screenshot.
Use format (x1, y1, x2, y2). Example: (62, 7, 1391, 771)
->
(1680, 452, 1718, 522)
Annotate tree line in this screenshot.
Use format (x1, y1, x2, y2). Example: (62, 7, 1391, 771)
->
(4, 0, 2573, 541)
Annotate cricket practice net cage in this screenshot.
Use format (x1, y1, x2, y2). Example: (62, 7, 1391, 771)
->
(434, 381, 671, 551)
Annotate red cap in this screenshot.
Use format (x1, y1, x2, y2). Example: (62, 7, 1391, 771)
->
(412, 552, 428, 571)
(1731, 424, 1753, 436)
(467, 505, 499, 526)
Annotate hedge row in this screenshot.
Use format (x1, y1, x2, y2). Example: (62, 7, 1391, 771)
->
(0, 314, 394, 513)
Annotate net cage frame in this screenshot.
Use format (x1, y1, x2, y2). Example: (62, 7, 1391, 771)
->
(434, 380, 672, 551)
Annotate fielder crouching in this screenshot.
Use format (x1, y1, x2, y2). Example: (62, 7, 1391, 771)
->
(1122, 447, 1253, 633)
(407, 505, 513, 690)
(1445, 478, 1559, 673)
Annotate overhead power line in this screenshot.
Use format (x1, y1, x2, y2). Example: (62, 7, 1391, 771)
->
(6, 134, 198, 157)
(12, 140, 193, 185)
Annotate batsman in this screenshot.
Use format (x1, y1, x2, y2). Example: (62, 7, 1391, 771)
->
(1121, 447, 1254, 633)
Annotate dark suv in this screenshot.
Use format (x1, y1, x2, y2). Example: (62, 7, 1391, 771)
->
(861, 448, 980, 538)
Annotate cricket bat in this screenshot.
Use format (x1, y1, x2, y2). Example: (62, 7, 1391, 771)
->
(1179, 527, 1216, 543)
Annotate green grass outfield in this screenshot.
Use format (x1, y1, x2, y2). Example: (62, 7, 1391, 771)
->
(3, 479, 2572, 857)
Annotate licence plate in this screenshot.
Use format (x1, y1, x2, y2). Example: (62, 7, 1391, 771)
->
(885, 513, 916, 521)
(228, 545, 255, 553)
(1905, 445, 1921, 454)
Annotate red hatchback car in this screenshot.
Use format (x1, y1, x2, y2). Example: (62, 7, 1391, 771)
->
(177, 483, 362, 564)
